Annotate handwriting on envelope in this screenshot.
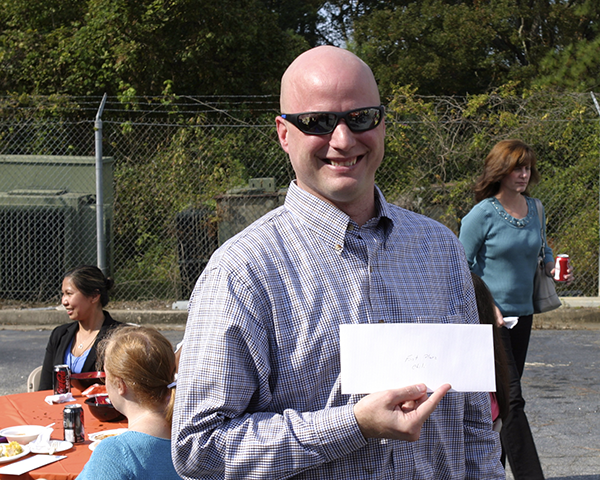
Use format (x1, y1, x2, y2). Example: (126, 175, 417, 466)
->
(340, 323, 495, 393)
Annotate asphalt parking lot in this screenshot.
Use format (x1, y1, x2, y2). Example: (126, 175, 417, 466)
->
(1, 316, 599, 479)
(505, 329, 600, 480)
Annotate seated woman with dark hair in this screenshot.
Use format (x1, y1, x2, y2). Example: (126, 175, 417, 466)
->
(76, 325, 181, 480)
(39, 265, 121, 391)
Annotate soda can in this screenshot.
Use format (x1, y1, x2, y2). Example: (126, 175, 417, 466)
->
(554, 254, 570, 282)
(53, 364, 71, 395)
(63, 404, 85, 443)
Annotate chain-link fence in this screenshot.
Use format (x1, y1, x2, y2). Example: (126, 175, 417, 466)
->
(0, 93, 598, 305)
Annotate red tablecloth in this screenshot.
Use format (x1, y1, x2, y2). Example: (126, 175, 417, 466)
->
(0, 389, 127, 480)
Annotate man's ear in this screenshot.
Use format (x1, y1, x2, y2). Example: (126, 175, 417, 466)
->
(275, 116, 291, 154)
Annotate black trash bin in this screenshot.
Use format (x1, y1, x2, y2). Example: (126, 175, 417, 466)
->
(176, 207, 217, 299)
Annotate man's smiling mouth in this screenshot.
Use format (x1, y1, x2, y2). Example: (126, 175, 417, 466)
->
(326, 155, 363, 167)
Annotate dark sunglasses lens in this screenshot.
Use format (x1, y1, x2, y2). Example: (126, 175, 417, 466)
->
(296, 113, 336, 134)
(346, 108, 381, 131)
(289, 107, 382, 134)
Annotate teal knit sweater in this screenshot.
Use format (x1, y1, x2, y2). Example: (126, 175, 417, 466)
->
(76, 431, 182, 480)
(459, 196, 553, 316)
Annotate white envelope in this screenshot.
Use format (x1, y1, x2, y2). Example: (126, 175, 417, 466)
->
(340, 323, 495, 394)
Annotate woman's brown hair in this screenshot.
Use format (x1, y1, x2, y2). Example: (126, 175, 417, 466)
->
(98, 326, 177, 424)
(474, 139, 540, 202)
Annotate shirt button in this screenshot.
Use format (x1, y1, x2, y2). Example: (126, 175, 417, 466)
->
(378, 319, 385, 323)
(335, 244, 342, 252)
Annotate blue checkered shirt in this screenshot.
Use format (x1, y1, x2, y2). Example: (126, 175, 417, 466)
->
(172, 181, 504, 479)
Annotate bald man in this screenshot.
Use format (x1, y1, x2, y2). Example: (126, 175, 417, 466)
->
(172, 46, 504, 479)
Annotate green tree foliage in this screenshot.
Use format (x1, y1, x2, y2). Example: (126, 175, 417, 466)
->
(0, 0, 309, 96)
(336, 0, 600, 97)
(5, 0, 600, 97)
(535, 2, 600, 91)
(261, 0, 325, 46)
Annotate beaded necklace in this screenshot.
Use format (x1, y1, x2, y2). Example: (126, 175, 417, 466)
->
(490, 197, 532, 228)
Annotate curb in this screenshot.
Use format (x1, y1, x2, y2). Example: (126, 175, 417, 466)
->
(534, 308, 600, 329)
(1, 298, 599, 329)
(0, 309, 188, 327)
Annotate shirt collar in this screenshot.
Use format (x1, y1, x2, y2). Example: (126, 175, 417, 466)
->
(284, 181, 393, 253)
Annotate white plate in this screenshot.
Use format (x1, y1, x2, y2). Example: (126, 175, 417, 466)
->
(88, 429, 128, 443)
(30, 440, 73, 454)
(0, 444, 31, 464)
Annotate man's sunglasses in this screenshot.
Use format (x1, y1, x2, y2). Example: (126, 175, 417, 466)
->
(281, 105, 385, 135)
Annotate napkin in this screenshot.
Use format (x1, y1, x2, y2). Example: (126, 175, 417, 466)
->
(503, 316, 519, 329)
(29, 427, 55, 454)
(44, 393, 76, 405)
(0, 454, 67, 475)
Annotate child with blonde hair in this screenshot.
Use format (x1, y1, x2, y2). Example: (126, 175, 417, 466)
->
(77, 326, 180, 479)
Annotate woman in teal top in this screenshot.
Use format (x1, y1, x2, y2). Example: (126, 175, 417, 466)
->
(460, 139, 571, 480)
(77, 326, 181, 480)
(460, 194, 552, 316)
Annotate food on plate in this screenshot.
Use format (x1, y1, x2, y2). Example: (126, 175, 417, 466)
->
(0, 441, 23, 458)
(88, 428, 128, 445)
(93, 432, 121, 441)
(88, 428, 128, 451)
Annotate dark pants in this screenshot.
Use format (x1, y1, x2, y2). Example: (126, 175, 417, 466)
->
(499, 314, 545, 479)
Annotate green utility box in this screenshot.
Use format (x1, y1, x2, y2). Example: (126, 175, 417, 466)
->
(0, 156, 114, 301)
(215, 178, 286, 246)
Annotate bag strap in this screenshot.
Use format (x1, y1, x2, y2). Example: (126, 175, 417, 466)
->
(533, 198, 546, 258)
